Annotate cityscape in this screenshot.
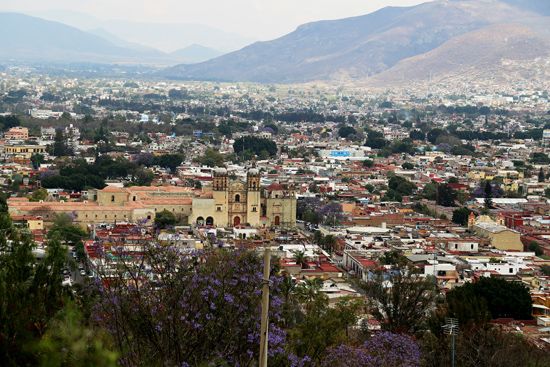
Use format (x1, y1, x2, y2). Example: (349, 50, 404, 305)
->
(0, 0, 549, 366)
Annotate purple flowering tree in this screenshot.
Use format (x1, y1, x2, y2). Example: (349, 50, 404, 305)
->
(93, 246, 293, 366)
(321, 332, 421, 367)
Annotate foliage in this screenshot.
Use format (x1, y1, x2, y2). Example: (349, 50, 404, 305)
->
(154, 209, 177, 229)
(41, 156, 156, 191)
(365, 130, 388, 149)
(452, 207, 471, 226)
(530, 152, 550, 164)
(0, 234, 71, 365)
(447, 277, 532, 323)
(233, 136, 277, 159)
(194, 148, 226, 167)
(321, 332, 421, 367)
(338, 125, 356, 139)
(35, 302, 118, 367)
(361, 268, 437, 333)
(48, 214, 88, 247)
(94, 248, 289, 366)
(29, 188, 48, 202)
(436, 184, 457, 207)
(31, 153, 45, 170)
(528, 241, 544, 256)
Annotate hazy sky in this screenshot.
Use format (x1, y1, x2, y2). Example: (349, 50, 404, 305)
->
(1, 0, 426, 40)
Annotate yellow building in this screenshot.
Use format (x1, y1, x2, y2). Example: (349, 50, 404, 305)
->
(9, 170, 297, 229)
(472, 215, 523, 251)
(4, 145, 47, 160)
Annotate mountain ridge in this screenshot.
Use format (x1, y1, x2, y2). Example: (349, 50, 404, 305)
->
(162, 0, 549, 85)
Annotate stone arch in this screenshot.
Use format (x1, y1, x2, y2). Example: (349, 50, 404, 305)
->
(206, 216, 214, 226)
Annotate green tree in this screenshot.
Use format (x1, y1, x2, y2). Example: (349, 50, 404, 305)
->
(154, 209, 177, 229)
(452, 207, 471, 226)
(35, 302, 118, 367)
(48, 214, 88, 247)
(528, 241, 543, 256)
(52, 129, 71, 157)
(538, 167, 545, 183)
(447, 277, 532, 323)
(362, 267, 437, 333)
(29, 188, 48, 202)
(31, 153, 45, 170)
(437, 183, 457, 207)
(195, 148, 225, 167)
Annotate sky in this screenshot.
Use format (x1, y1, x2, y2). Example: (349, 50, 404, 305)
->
(0, 0, 426, 40)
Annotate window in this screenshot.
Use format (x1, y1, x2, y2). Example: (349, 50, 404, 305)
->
(133, 196, 136, 201)
(217, 206, 222, 212)
(111, 195, 115, 202)
(235, 194, 241, 202)
(509, 268, 513, 273)
(252, 207, 257, 212)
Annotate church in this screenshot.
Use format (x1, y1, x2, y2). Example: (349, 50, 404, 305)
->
(8, 169, 297, 229)
(191, 168, 297, 228)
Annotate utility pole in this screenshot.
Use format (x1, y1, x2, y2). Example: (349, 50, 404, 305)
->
(259, 247, 271, 367)
(443, 317, 459, 367)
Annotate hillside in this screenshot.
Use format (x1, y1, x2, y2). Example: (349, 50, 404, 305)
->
(366, 22, 550, 87)
(163, 0, 548, 84)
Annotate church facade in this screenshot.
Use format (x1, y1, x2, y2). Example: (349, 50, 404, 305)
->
(191, 168, 297, 228)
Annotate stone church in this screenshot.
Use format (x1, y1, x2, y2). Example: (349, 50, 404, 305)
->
(191, 168, 297, 228)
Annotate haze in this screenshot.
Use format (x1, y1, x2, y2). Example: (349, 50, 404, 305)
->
(2, 0, 425, 41)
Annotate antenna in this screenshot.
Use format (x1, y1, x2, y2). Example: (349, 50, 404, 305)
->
(443, 317, 459, 367)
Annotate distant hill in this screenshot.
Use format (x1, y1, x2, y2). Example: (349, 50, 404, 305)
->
(169, 44, 224, 64)
(366, 23, 550, 86)
(163, 0, 549, 85)
(0, 13, 167, 64)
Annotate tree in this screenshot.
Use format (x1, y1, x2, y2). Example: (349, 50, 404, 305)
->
(541, 265, 550, 276)
(528, 241, 543, 256)
(48, 213, 88, 247)
(362, 268, 437, 333)
(436, 184, 457, 207)
(321, 332, 421, 367)
(338, 125, 356, 139)
(483, 180, 493, 209)
(29, 188, 48, 202)
(362, 159, 374, 168)
(365, 130, 388, 149)
(0, 235, 72, 365)
(409, 130, 425, 141)
(233, 136, 277, 158)
(452, 207, 471, 226)
(154, 209, 177, 229)
(402, 162, 414, 170)
(153, 153, 185, 172)
(35, 302, 118, 367)
(30, 153, 45, 170)
(447, 277, 532, 323)
(538, 167, 545, 183)
(52, 129, 71, 157)
(292, 250, 309, 269)
(194, 148, 225, 167)
(427, 128, 445, 144)
(530, 152, 550, 164)
(94, 248, 290, 366)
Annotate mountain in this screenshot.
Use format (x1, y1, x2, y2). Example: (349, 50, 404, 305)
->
(169, 45, 224, 64)
(163, 0, 549, 84)
(85, 20, 254, 54)
(366, 22, 550, 87)
(0, 13, 168, 64)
